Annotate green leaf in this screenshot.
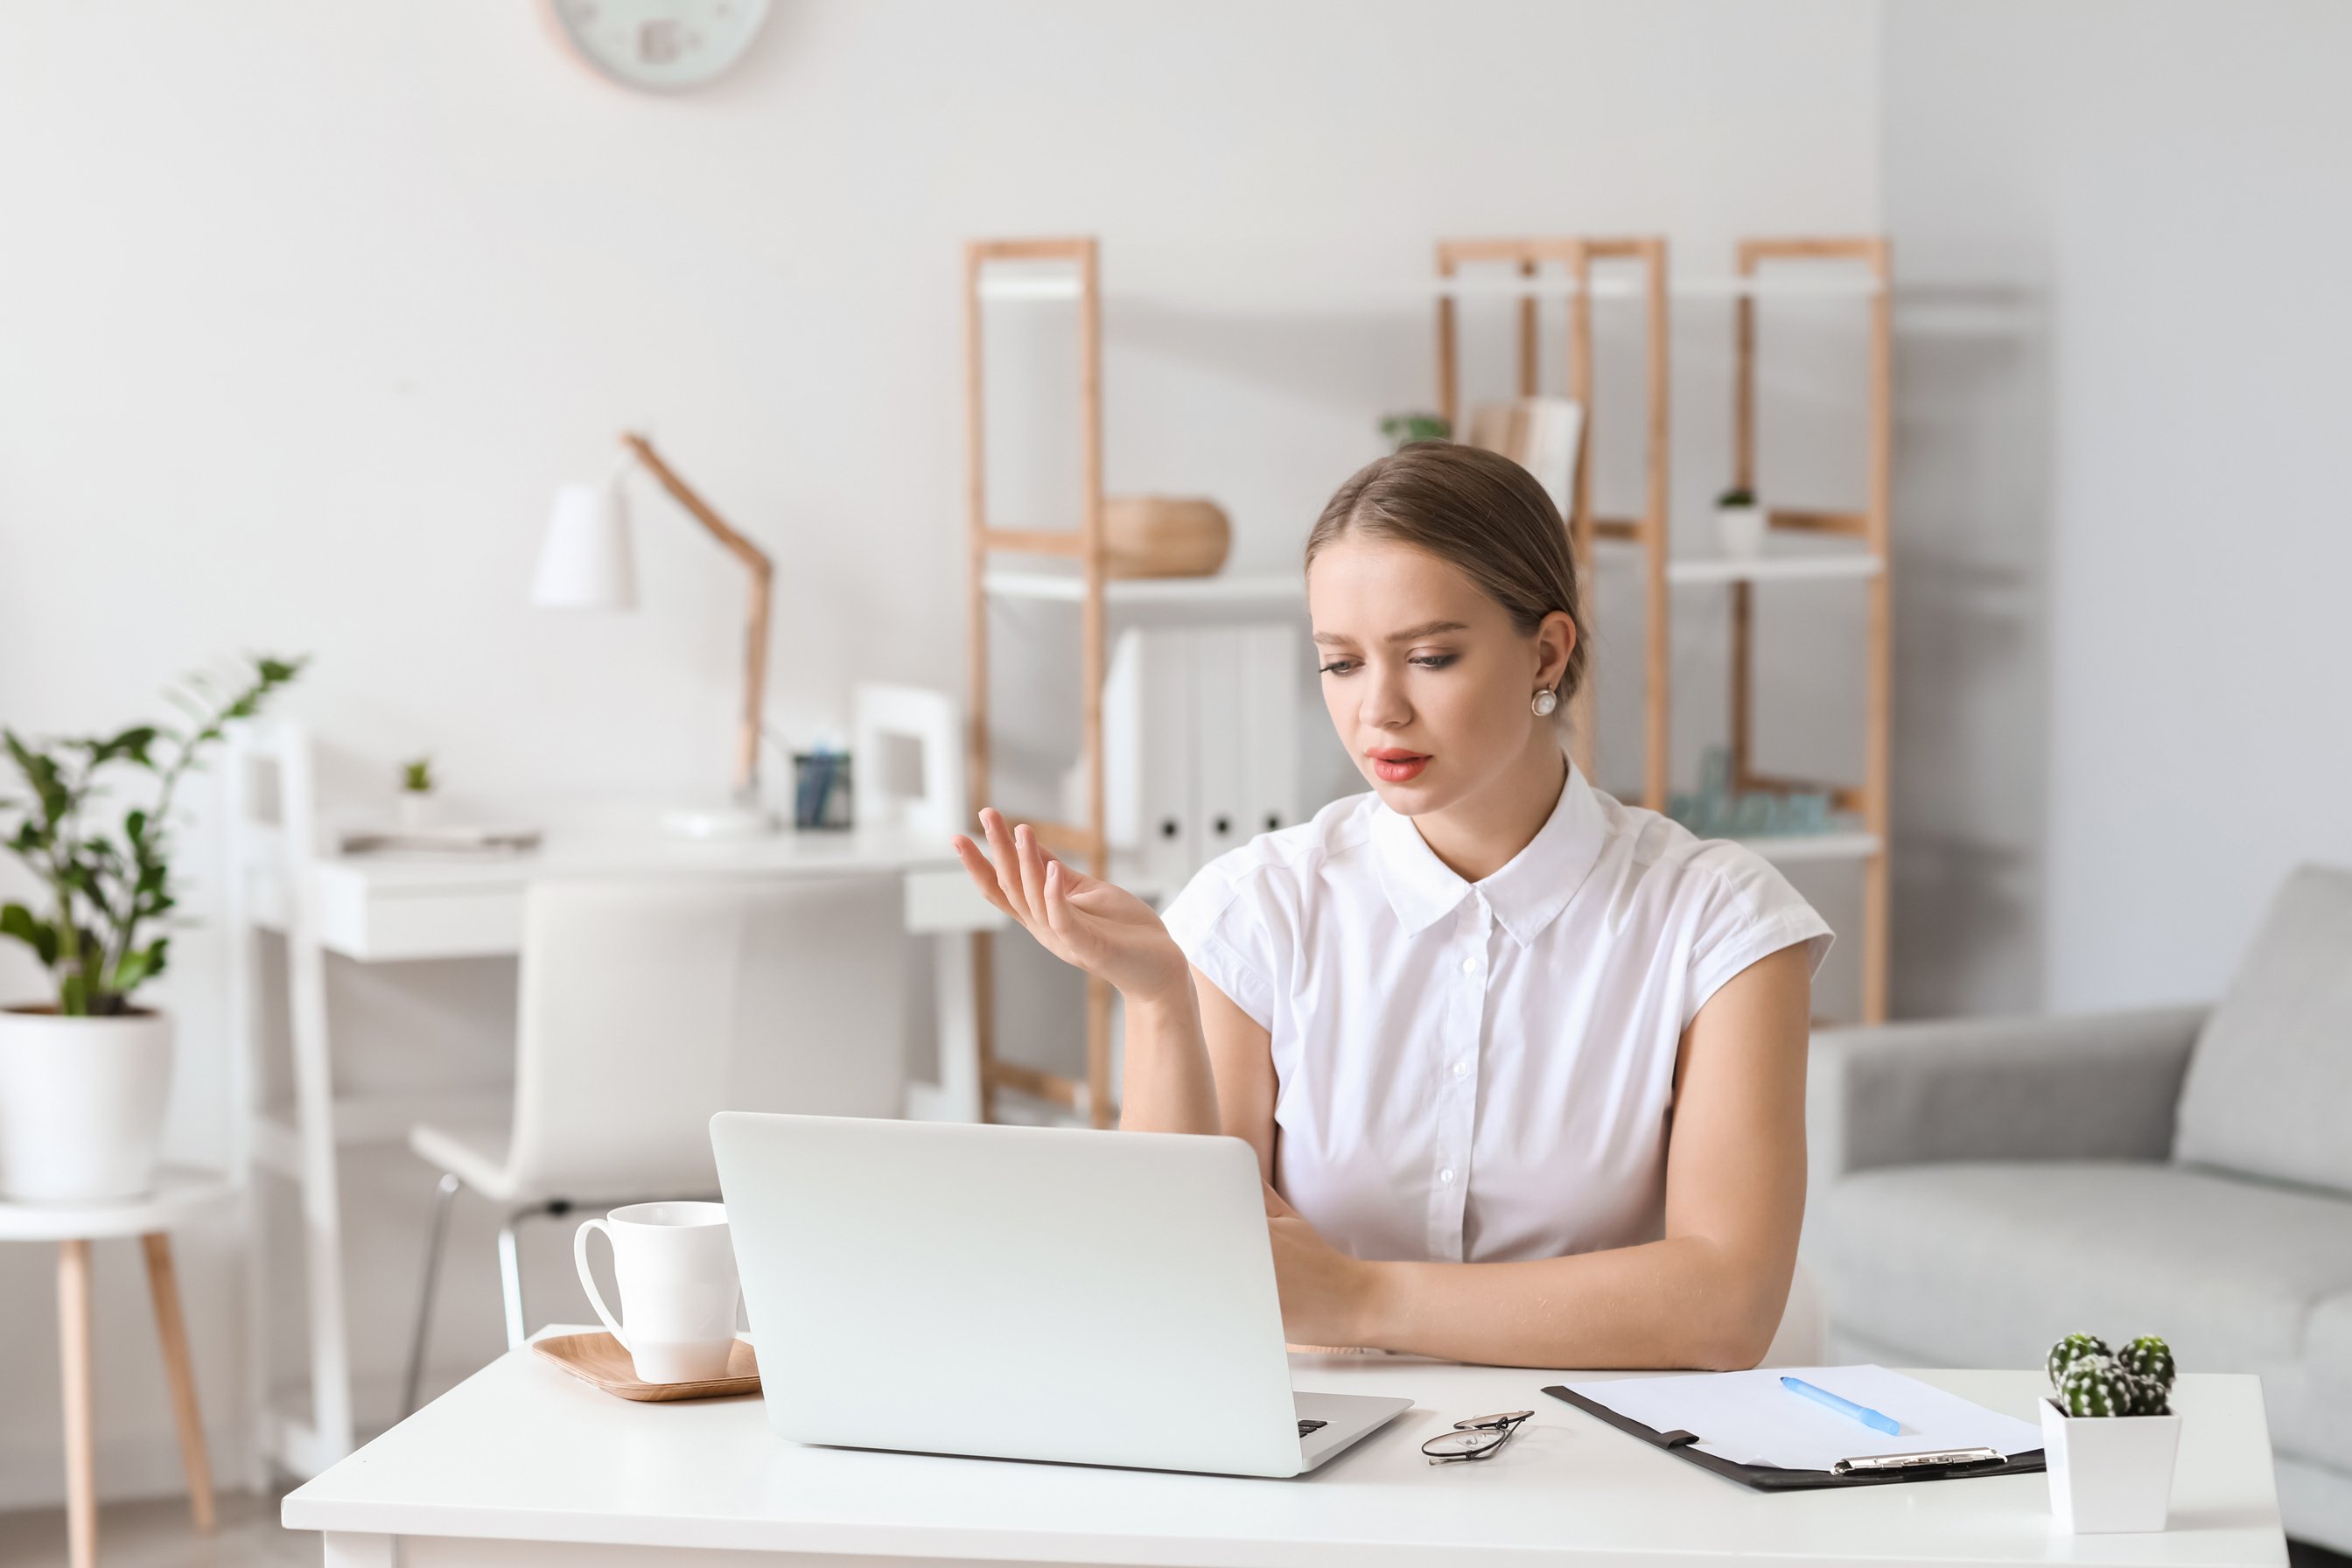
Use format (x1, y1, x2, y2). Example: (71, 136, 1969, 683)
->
(109, 937, 168, 997)
(77, 726, 159, 767)
(58, 971, 88, 1017)
(0, 902, 59, 967)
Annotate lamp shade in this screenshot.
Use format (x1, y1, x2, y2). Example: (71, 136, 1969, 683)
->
(531, 480, 637, 609)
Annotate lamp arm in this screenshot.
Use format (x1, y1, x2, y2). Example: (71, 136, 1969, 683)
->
(620, 432, 775, 802)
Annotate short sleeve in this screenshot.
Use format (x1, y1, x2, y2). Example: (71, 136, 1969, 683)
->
(1683, 848, 1836, 1029)
(1158, 859, 1279, 1032)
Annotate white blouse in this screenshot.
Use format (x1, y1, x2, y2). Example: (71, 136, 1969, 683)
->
(1159, 760, 1831, 1266)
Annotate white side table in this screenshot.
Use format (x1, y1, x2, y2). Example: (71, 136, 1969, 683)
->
(0, 1168, 233, 1568)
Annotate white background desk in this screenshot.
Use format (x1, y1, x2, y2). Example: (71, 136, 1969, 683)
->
(228, 722, 1007, 1481)
(284, 1333, 2288, 1566)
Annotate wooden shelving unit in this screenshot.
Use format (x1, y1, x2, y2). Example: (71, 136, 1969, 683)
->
(1434, 234, 1892, 1023)
(1729, 236, 1893, 1022)
(1434, 237, 1672, 812)
(960, 234, 1893, 1127)
(962, 236, 1117, 1127)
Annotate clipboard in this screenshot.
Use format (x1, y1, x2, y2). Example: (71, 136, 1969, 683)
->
(1540, 1384, 2045, 1493)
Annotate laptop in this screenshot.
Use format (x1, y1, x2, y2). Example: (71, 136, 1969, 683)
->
(710, 1112, 1412, 1477)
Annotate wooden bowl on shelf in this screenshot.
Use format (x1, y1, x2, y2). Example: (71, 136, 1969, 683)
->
(1102, 496, 1230, 579)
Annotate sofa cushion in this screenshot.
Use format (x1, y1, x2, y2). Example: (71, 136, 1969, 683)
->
(2174, 863, 2352, 1194)
(1808, 1161, 2352, 1377)
(2267, 1292, 2352, 1468)
(2311, 1292, 2352, 1395)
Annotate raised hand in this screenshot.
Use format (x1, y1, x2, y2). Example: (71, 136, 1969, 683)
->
(950, 807, 1189, 1004)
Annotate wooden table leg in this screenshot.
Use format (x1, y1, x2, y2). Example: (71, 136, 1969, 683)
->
(59, 1238, 95, 1568)
(142, 1233, 216, 1531)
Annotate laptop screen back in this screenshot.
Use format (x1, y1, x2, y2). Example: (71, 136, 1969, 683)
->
(712, 1113, 1303, 1477)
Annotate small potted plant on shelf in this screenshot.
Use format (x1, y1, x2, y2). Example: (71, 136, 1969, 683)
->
(398, 755, 437, 829)
(0, 655, 304, 1200)
(2040, 1332, 2183, 1533)
(1715, 486, 1768, 558)
(1379, 412, 1451, 452)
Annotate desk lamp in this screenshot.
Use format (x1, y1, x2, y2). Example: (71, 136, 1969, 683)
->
(533, 431, 776, 838)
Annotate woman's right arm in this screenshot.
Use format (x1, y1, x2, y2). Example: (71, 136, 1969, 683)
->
(949, 808, 1222, 1137)
(949, 810, 1281, 1185)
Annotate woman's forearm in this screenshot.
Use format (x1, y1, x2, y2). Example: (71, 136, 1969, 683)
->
(1116, 984, 1224, 1137)
(1351, 1236, 1793, 1372)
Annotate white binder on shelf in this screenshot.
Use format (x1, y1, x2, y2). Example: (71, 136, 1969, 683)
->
(1466, 396, 1585, 519)
(1099, 626, 1195, 885)
(1188, 626, 1248, 867)
(1238, 624, 1303, 838)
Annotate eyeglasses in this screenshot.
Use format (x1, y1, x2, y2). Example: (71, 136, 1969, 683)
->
(1421, 1410, 1533, 1464)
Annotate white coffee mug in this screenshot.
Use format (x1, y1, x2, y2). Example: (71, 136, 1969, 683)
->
(573, 1200, 742, 1383)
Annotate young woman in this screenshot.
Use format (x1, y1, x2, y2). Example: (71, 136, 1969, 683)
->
(951, 442, 1830, 1371)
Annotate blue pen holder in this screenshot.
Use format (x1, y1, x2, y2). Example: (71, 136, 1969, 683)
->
(791, 750, 853, 831)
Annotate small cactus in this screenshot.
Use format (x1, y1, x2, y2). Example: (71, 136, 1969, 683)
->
(2048, 1333, 2176, 1416)
(2116, 1334, 2176, 1392)
(2118, 1370, 2171, 1417)
(2046, 1332, 2110, 1388)
(2060, 1354, 2127, 1418)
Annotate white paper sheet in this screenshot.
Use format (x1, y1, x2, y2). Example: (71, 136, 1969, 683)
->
(1559, 1365, 2047, 1473)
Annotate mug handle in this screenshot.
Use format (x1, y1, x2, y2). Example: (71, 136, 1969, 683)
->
(573, 1218, 628, 1350)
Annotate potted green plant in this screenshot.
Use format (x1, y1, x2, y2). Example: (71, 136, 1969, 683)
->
(1716, 486, 1767, 558)
(398, 755, 437, 830)
(1378, 412, 1451, 452)
(0, 655, 304, 1200)
(2040, 1333, 2182, 1533)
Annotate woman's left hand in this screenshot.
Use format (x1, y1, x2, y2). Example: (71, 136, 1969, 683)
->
(1268, 1212, 1379, 1350)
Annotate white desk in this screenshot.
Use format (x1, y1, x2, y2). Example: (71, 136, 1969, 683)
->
(227, 737, 1008, 1481)
(283, 1334, 2287, 1566)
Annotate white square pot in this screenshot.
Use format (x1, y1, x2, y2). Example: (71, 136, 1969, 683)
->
(2040, 1396, 2181, 1533)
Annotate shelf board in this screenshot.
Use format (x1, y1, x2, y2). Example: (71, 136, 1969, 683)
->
(983, 569, 1303, 608)
(1728, 830, 1882, 864)
(974, 270, 1882, 306)
(1662, 552, 1883, 586)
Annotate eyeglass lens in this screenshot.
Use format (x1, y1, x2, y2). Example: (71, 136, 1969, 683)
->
(1422, 1411, 1531, 1460)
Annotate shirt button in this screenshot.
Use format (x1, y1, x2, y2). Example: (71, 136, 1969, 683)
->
(1440, 1167, 1456, 1184)
(1452, 1060, 1469, 1078)
(1460, 956, 1478, 975)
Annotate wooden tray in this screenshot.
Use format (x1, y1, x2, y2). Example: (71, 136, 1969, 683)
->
(532, 1332, 760, 1402)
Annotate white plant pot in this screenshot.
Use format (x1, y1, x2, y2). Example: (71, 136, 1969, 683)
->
(1716, 504, 1768, 558)
(397, 791, 439, 830)
(2040, 1396, 2182, 1533)
(0, 1007, 173, 1201)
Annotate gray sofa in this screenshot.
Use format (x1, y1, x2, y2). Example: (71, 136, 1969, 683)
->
(1804, 864, 2352, 1552)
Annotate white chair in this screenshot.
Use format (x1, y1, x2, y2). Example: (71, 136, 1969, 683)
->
(400, 874, 906, 1413)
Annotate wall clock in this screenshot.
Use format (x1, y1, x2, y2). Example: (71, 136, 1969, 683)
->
(548, 0, 773, 93)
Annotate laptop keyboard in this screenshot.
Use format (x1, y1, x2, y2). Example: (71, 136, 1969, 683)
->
(1297, 1418, 1327, 1437)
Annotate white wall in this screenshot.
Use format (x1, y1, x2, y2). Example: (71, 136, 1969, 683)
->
(1882, 0, 2352, 1012)
(0, 0, 1884, 1502)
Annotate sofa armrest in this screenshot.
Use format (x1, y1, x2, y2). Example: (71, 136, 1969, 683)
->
(1809, 1004, 2207, 1180)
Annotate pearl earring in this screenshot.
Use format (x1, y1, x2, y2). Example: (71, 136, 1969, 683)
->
(1531, 688, 1559, 718)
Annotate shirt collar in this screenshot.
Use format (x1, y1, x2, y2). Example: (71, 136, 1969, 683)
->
(1369, 758, 1611, 948)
